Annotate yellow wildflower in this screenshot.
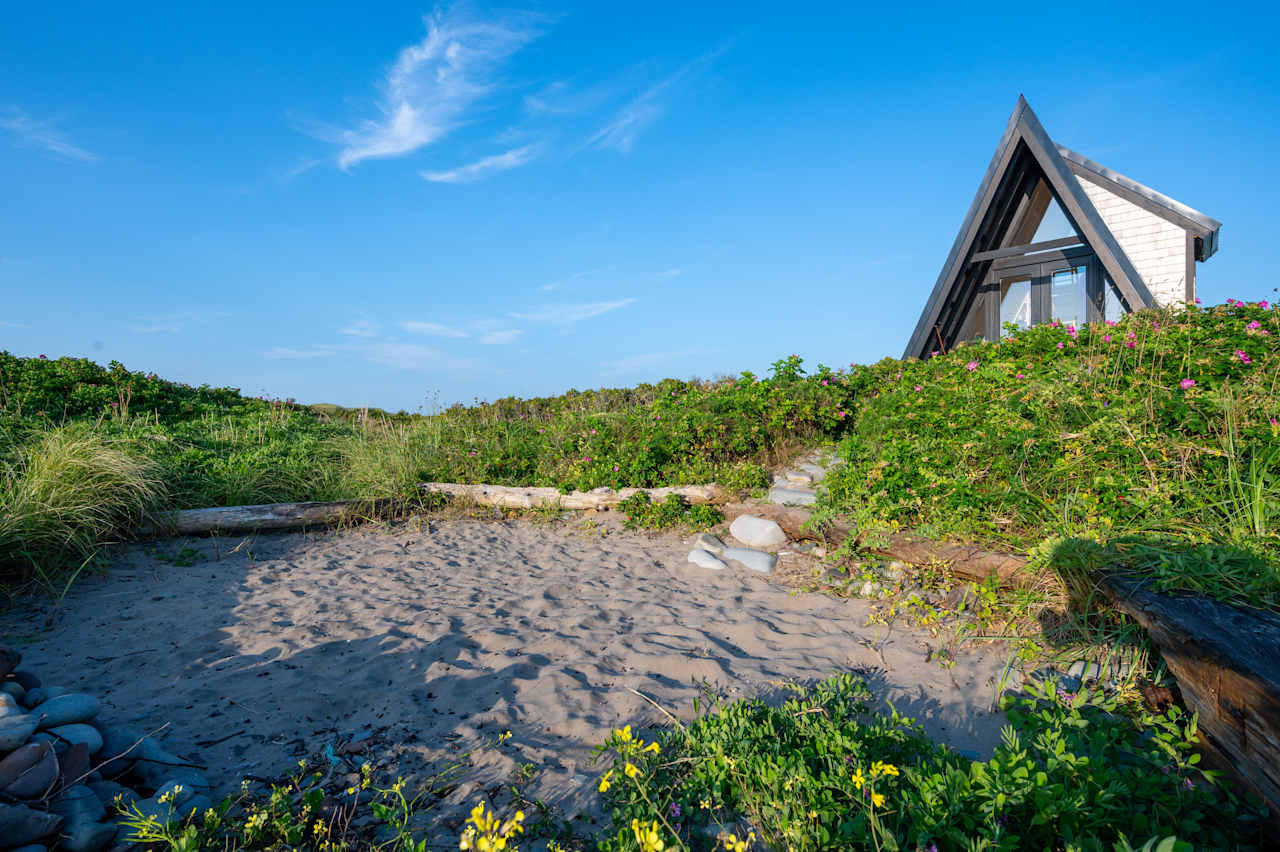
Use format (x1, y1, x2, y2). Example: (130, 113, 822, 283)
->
(643, 741, 661, 754)
(624, 762, 640, 779)
(700, 798, 713, 810)
(617, 725, 633, 742)
(631, 818, 665, 852)
(851, 768, 866, 790)
(598, 770, 614, 793)
(871, 791, 886, 808)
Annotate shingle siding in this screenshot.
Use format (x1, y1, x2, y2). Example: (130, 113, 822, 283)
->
(1076, 178, 1191, 306)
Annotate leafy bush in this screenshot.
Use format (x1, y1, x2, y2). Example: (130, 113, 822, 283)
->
(591, 674, 1262, 851)
(822, 301, 1280, 608)
(618, 492, 724, 531)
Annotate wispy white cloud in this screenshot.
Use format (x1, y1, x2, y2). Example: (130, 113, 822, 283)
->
(604, 348, 698, 374)
(0, 109, 98, 162)
(264, 346, 337, 359)
(335, 7, 542, 169)
(539, 265, 613, 292)
(588, 46, 727, 154)
(658, 267, 682, 279)
(0, 320, 31, 329)
(479, 329, 522, 344)
(339, 319, 381, 338)
(129, 311, 229, 334)
(401, 320, 469, 338)
(523, 78, 616, 116)
(510, 298, 636, 324)
(421, 144, 537, 183)
(355, 341, 485, 372)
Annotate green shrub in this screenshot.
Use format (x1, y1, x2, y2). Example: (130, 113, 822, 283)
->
(618, 492, 724, 531)
(592, 674, 1262, 851)
(822, 301, 1280, 608)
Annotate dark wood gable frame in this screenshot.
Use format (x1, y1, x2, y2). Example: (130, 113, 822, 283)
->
(904, 97, 1154, 360)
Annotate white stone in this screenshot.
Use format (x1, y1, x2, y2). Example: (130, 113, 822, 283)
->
(728, 515, 788, 548)
(859, 581, 883, 598)
(768, 487, 817, 507)
(783, 470, 814, 485)
(691, 533, 725, 555)
(687, 549, 728, 571)
(722, 547, 776, 574)
(797, 463, 827, 482)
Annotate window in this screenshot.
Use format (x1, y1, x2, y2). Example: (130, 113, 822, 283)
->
(1104, 277, 1128, 323)
(999, 276, 1033, 336)
(1050, 265, 1087, 329)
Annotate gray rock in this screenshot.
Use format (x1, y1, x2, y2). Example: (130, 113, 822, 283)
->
(2, 682, 26, 702)
(859, 581, 883, 598)
(0, 647, 19, 680)
(152, 779, 194, 806)
(687, 549, 728, 571)
(0, 714, 39, 751)
(47, 724, 103, 756)
(783, 470, 814, 485)
(88, 779, 138, 812)
(93, 725, 143, 779)
(33, 693, 100, 730)
(811, 546, 828, 559)
(690, 533, 726, 555)
(956, 749, 982, 762)
(49, 785, 106, 824)
(59, 820, 117, 852)
(0, 803, 63, 847)
(0, 692, 24, 719)
(767, 487, 816, 507)
(728, 515, 788, 548)
(721, 547, 776, 574)
(1066, 660, 1102, 683)
(0, 741, 57, 799)
(797, 463, 827, 482)
(10, 672, 40, 691)
(21, 688, 46, 709)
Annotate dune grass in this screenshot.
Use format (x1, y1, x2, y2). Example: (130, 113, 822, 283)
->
(0, 425, 164, 591)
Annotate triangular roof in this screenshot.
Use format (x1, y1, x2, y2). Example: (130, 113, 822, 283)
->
(903, 96, 1220, 359)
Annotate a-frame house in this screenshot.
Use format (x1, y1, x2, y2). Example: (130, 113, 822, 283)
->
(904, 97, 1222, 359)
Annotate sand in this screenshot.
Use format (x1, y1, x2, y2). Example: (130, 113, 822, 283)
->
(3, 516, 1013, 832)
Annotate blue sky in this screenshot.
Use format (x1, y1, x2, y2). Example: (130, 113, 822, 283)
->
(2, 2, 1277, 411)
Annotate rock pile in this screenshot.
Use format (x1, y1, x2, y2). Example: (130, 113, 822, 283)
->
(686, 449, 841, 575)
(0, 648, 212, 852)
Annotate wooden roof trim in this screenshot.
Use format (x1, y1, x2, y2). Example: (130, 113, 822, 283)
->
(903, 97, 1155, 359)
(903, 96, 1031, 359)
(1058, 145, 1222, 258)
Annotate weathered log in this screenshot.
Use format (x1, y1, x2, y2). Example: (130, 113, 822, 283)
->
(419, 482, 727, 510)
(140, 499, 396, 537)
(721, 503, 1028, 584)
(1099, 574, 1280, 820)
(871, 535, 1030, 585)
(140, 484, 729, 538)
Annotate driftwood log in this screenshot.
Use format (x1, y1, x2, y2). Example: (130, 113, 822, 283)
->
(141, 484, 727, 537)
(721, 502, 1028, 584)
(1100, 575, 1280, 819)
(419, 482, 727, 510)
(140, 499, 397, 537)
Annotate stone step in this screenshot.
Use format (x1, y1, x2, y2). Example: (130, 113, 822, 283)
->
(767, 487, 817, 507)
(728, 515, 788, 548)
(687, 549, 728, 571)
(721, 547, 776, 574)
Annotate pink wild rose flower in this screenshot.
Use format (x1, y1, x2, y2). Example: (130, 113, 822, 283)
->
(1180, 379, 1196, 390)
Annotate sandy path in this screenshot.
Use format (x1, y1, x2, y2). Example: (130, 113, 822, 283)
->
(2, 517, 1011, 830)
